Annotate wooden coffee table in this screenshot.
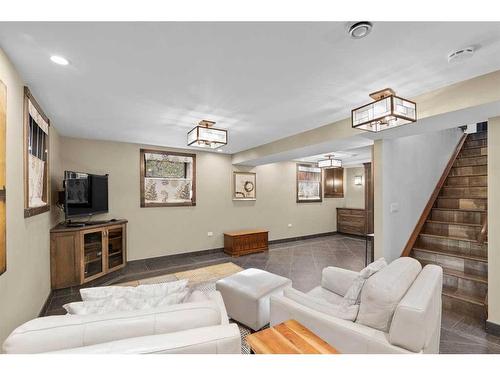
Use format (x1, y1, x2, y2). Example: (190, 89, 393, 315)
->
(245, 319, 339, 354)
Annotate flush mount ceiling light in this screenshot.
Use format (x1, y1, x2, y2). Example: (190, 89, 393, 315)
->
(187, 120, 227, 149)
(318, 154, 342, 169)
(448, 47, 475, 63)
(351, 88, 417, 132)
(50, 55, 69, 65)
(348, 22, 373, 39)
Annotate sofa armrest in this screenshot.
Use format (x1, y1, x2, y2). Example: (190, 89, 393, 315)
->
(389, 265, 443, 353)
(49, 324, 242, 354)
(207, 290, 230, 325)
(321, 267, 358, 296)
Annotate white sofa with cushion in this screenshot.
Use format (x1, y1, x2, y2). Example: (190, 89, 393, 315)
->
(2, 291, 241, 354)
(270, 257, 443, 354)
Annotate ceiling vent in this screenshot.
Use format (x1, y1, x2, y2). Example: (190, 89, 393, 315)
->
(348, 22, 373, 39)
(448, 47, 475, 63)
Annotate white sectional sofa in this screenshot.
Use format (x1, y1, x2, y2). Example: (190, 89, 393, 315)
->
(3, 291, 241, 354)
(270, 257, 443, 354)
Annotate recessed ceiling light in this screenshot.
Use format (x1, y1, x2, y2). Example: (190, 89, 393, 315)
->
(348, 22, 373, 39)
(50, 55, 69, 66)
(447, 47, 475, 63)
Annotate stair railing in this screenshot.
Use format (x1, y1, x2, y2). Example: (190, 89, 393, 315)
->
(400, 132, 469, 257)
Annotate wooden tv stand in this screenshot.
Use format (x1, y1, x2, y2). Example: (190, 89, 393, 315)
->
(50, 220, 127, 289)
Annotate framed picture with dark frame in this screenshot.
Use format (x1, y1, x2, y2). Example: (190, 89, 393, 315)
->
(233, 171, 256, 201)
(23, 86, 51, 218)
(140, 149, 196, 207)
(296, 163, 322, 203)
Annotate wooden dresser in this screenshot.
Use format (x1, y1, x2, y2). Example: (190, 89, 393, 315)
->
(336, 208, 366, 236)
(224, 229, 269, 257)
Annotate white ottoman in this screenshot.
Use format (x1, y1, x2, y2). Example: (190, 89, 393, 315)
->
(216, 268, 292, 331)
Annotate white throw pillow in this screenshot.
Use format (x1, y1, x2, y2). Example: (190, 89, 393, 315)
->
(79, 279, 189, 301)
(64, 289, 190, 315)
(343, 258, 387, 306)
(284, 288, 359, 321)
(356, 257, 422, 332)
(185, 290, 210, 303)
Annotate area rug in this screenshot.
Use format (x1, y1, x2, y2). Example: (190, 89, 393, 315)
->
(116, 262, 253, 353)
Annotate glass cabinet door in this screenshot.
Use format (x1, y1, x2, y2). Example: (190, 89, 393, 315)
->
(107, 226, 125, 271)
(82, 230, 104, 281)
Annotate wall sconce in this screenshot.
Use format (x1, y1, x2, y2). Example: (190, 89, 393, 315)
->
(354, 175, 363, 186)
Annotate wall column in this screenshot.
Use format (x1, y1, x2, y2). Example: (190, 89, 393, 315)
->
(487, 117, 500, 329)
(373, 139, 384, 260)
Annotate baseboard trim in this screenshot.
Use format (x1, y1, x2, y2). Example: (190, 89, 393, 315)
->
(486, 320, 500, 337)
(129, 231, 339, 265)
(38, 292, 52, 317)
(269, 231, 338, 245)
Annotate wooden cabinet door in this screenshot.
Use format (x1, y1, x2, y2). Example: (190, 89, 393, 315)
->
(106, 224, 126, 272)
(324, 168, 344, 198)
(80, 228, 106, 283)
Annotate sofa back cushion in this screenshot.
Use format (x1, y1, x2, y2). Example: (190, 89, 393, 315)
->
(355, 257, 422, 332)
(2, 299, 222, 354)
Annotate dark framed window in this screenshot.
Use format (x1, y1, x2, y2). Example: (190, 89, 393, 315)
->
(24, 87, 50, 218)
(140, 149, 196, 207)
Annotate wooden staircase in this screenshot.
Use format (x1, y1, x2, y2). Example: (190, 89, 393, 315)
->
(407, 124, 488, 319)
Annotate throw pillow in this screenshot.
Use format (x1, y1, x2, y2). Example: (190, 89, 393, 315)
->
(343, 258, 387, 306)
(79, 279, 189, 301)
(64, 289, 190, 315)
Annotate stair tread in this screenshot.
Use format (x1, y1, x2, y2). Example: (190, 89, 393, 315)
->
(442, 267, 488, 284)
(431, 207, 486, 212)
(452, 164, 487, 167)
(462, 145, 487, 150)
(437, 196, 487, 199)
(419, 233, 480, 243)
(412, 247, 487, 263)
(442, 287, 485, 306)
(456, 154, 487, 159)
(446, 174, 487, 178)
(426, 220, 482, 227)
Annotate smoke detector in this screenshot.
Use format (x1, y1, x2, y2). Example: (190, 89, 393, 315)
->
(348, 22, 373, 39)
(448, 47, 475, 63)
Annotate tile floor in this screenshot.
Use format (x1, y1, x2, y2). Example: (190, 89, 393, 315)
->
(43, 234, 500, 354)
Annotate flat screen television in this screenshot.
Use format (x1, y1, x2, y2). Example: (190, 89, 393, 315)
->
(63, 171, 108, 219)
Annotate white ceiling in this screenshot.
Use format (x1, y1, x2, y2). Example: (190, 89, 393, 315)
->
(295, 145, 372, 167)
(1, 22, 500, 154)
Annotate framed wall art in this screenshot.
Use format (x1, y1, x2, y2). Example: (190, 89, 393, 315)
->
(233, 171, 256, 201)
(296, 163, 322, 203)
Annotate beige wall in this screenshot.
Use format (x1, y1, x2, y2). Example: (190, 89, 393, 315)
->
(343, 167, 365, 209)
(0, 49, 62, 344)
(488, 117, 500, 325)
(59, 137, 366, 261)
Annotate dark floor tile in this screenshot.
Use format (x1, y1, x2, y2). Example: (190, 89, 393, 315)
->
(292, 276, 321, 293)
(452, 316, 500, 346)
(120, 260, 149, 275)
(440, 327, 500, 354)
(265, 263, 291, 278)
(244, 259, 268, 270)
